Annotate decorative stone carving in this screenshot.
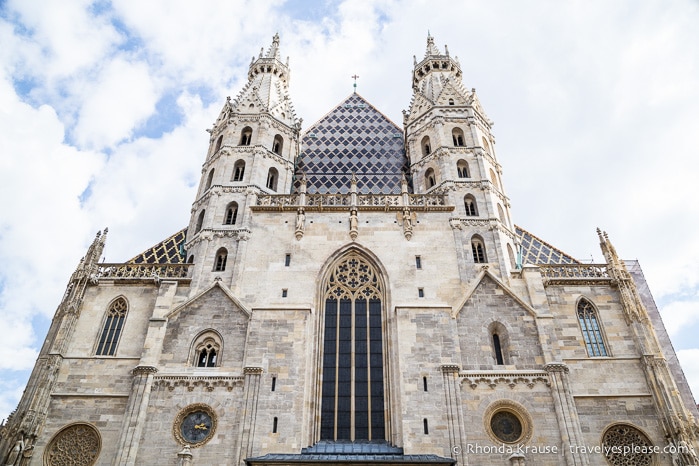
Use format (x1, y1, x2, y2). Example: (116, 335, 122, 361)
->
(349, 209, 358, 241)
(295, 208, 305, 241)
(154, 376, 244, 392)
(483, 400, 533, 446)
(601, 424, 653, 466)
(43, 423, 101, 466)
(461, 371, 550, 389)
(398, 209, 416, 240)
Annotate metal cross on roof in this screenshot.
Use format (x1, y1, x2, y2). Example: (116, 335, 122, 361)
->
(352, 74, 359, 93)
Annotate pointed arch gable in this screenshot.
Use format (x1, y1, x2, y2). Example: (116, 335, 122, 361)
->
(452, 269, 539, 319)
(166, 281, 251, 320)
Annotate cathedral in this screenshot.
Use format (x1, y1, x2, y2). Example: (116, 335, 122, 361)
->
(2, 34, 698, 466)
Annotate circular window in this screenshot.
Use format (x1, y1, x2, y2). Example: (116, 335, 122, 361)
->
(602, 424, 654, 466)
(490, 410, 523, 443)
(173, 403, 217, 448)
(44, 423, 101, 466)
(483, 400, 533, 445)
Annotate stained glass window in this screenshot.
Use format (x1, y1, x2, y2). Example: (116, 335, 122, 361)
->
(321, 253, 385, 441)
(578, 299, 608, 357)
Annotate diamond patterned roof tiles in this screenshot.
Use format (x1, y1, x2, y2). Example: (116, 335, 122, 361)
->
(127, 228, 187, 264)
(295, 93, 409, 194)
(516, 226, 579, 265)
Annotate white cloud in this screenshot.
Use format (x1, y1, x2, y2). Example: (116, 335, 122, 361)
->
(0, 76, 103, 372)
(73, 58, 158, 149)
(660, 300, 699, 340)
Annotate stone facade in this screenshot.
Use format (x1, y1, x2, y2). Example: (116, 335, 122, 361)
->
(1, 34, 698, 466)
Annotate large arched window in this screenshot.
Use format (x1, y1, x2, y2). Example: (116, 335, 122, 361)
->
(321, 252, 385, 441)
(464, 195, 478, 216)
(471, 235, 487, 263)
(214, 248, 228, 272)
(425, 168, 436, 189)
(577, 299, 608, 356)
(192, 330, 222, 368)
(452, 128, 465, 147)
(421, 136, 431, 157)
(96, 297, 128, 356)
(266, 167, 279, 191)
(457, 159, 470, 178)
(272, 134, 284, 155)
(239, 126, 252, 146)
(233, 159, 246, 182)
(224, 202, 238, 225)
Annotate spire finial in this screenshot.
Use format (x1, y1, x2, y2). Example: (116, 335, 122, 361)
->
(266, 33, 281, 59)
(425, 32, 440, 56)
(351, 74, 359, 93)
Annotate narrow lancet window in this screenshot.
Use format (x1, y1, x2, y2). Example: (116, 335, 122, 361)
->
(96, 297, 128, 356)
(578, 299, 608, 356)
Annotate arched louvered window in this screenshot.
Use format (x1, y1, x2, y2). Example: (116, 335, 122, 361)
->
(272, 134, 283, 155)
(96, 297, 128, 356)
(192, 331, 222, 367)
(457, 159, 470, 178)
(452, 128, 465, 147)
(421, 136, 431, 157)
(213, 135, 223, 154)
(321, 252, 385, 441)
(266, 167, 279, 191)
(464, 195, 478, 216)
(205, 169, 215, 191)
(195, 210, 205, 233)
(233, 160, 246, 182)
(214, 248, 228, 272)
(578, 299, 608, 356)
(471, 235, 487, 263)
(239, 127, 252, 146)
(425, 168, 436, 189)
(224, 202, 238, 225)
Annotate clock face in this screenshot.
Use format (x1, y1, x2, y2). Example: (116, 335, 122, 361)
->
(180, 410, 213, 444)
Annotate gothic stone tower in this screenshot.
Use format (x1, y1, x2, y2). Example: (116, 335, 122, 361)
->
(1, 34, 698, 466)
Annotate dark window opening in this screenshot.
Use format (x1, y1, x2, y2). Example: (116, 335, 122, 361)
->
(423, 419, 429, 435)
(423, 376, 428, 392)
(273, 417, 278, 433)
(285, 254, 291, 266)
(415, 256, 422, 269)
(493, 334, 504, 365)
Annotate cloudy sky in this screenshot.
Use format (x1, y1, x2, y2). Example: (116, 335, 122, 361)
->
(1, 0, 698, 421)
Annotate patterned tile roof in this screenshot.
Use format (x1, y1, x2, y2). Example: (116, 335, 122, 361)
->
(516, 225, 579, 265)
(127, 228, 187, 264)
(295, 93, 409, 194)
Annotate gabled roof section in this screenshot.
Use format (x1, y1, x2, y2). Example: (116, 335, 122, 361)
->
(296, 93, 408, 194)
(516, 225, 579, 265)
(127, 228, 187, 264)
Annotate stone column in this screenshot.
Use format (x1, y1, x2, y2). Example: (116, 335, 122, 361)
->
(545, 363, 589, 466)
(112, 366, 158, 466)
(237, 367, 263, 466)
(441, 364, 466, 466)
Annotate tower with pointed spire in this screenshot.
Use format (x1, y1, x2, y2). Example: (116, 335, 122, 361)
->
(3, 33, 697, 466)
(405, 34, 517, 279)
(185, 33, 301, 287)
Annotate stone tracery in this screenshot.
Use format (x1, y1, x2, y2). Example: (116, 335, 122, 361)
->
(43, 423, 100, 466)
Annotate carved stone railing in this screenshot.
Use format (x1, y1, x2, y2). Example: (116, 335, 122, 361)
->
(253, 193, 451, 212)
(538, 264, 612, 286)
(93, 263, 192, 281)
